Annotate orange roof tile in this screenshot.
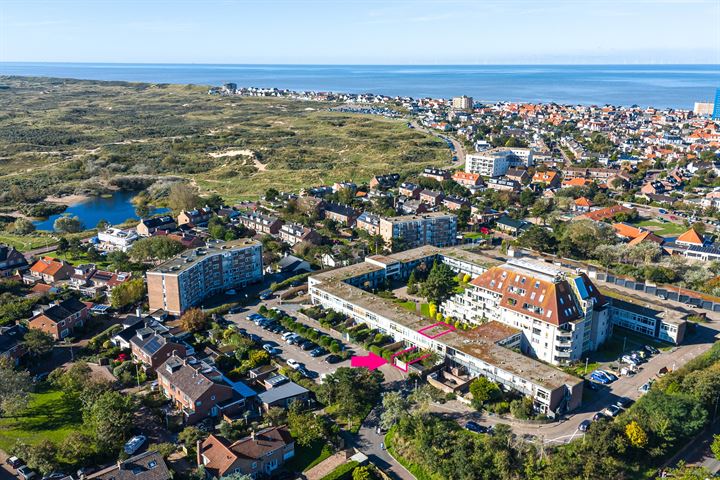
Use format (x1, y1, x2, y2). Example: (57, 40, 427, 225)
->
(676, 228, 704, 245)
(579, 205, 632, 222)
(574, 197, 593, 207)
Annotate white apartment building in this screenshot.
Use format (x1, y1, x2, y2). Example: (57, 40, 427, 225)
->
(465, 147, 534, 177)
(308, 247, 584, 416)
(441, 259, 611, 366)
(97, 227, 139, 252)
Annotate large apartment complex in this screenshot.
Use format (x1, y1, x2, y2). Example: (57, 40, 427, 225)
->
(309, 247, 584, 416)
(309, 246, 689, 416)
(147, 239, 262, 314)
(377, 212, 457, 249)
(442, 259, 611, 365)
(465, 147, 534, 177)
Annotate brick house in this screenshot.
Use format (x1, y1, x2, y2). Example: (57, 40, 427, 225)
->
(177, 207, 213, 227)
(0, 324, 26, 365)
(419, 189, 444, 206)
(130, 329, 188, 372)
(323, 203, 358, 226)
(0, 245, 28, 278)
(398, 182, 422, 199)
(237, 211, 283, 235)
(198, 427, 295, 478)
(136, 216, 177, 237)
(28, 298, 89, 340)
(27, 257, 74, 284)
(157, 355, 243, 424)
(369, 173, 400, 190)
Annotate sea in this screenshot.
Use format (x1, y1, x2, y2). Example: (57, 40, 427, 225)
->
(1, 63, 719, 109)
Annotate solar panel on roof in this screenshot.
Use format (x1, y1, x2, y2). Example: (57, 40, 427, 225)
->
(144, 337, 163, 354)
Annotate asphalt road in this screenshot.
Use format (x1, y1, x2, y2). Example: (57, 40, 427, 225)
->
(410, 120, 467, 167)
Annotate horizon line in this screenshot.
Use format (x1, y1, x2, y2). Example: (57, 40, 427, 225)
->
(1, 61, 719, 67)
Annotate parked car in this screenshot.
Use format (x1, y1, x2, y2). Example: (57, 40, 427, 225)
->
(644, 345, 659, 355)
(301, 341, 316, 351)
(593, 412, 608, 422)
(298, 367, 318, 379)
(259, 291, 273, 300)
(325, 354, 342, 364)
(124, 435, 147, 455)
(286, 359, 301, 370)
(621, 355, 639, 366)
(7, 457, 24, 469)
(589, 372, 610, 384)
(229, 306, 243, 314)
(578, 420, 591, 432)
(263, 344, 279, 355)
(464, 421, 489, 433)
(42, 473, 67, 480)
(282, 332, 296, 341)
(603, 405, 621, 417)
(248, 313, 264, 321)
(310, 347, 327, 357)
(248, 334, 262, 343)
(615, 397, 633, 409)
(633, 350, 647, 360)
(596, 370, 617, 381)
(585, 380, 600, 391)
(17, 466, 37, 480)
(638, 382, 652, 394)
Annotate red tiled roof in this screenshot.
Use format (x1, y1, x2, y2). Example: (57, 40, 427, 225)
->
(676, 228, 704, 245)
(578, 205, 631, 222)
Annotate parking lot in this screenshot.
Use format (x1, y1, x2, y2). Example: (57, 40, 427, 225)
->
(226, 306, 354, 381)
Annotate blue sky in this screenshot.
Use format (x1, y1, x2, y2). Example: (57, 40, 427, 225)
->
(1, 0, 719, 64)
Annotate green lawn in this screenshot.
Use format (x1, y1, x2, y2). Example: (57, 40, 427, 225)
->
(45, 250, 113, 270)
(284, 441, 333, 473)
(420, 303, 431, 318)
(398, 301, 416, 312)
(634, 219, 686, 237)
(0, 233, 58, 250)
(0, 387, 84, 452)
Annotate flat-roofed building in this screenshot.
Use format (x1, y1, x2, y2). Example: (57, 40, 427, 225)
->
(146, 239, 262, 314)
(378, 212, 457, 250)
(465, 148, 534, 177)
(308, 248, 583, 416)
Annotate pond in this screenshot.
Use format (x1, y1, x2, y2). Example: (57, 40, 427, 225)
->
(33, 190, 169, 231)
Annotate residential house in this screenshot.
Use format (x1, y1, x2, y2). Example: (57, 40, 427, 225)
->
(131, 329, 188, 372)
(27, 257, 73, 284)
(398, 182, 422, 199)
(96, 228, 138, 252)
(277, 255, 312, 274)
(577, 205, 632, 222)
(137, 216, 177, 237)
(573, 197, 594, 212)
(531, 171, 560, 188)
(562, 178, 592, 188)
(443, 196, 471, 211)
(505, 168, 529, 184)
(399, 199, 428, 215)
(238, 211, 283, 235)
(157, 355, 244, 424)
(296, 196, 326, 216)
(369, 173, 400, 190)
(452, 171, 484, 189)
(0, 245, 28, 277)
(486, 177, 520, 192)
(165, 232, 206, 249)
(86, 451, 171, 480)
(198, 427, 295, 478)
(420, 167, 451, 182)
(257, 376, 310, 410)
(0, 324, 26, 365)
(419, 190, 444, 206)
(177, 207, 213, 227)
(28, 298, 89, 340)
(278, 223, 322, 246)
(356, 212, 381, 236)
(640, 181, 669, 196)
(495, 216, 530, 236)
(323, 203, 358, 226)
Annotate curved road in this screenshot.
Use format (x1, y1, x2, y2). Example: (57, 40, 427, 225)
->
(410, 120, 467, 168)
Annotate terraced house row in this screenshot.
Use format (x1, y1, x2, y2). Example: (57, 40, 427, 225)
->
(308, 246, 689, 416)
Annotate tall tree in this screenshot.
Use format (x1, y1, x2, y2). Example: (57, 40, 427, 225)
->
(0, 357, 31, 417)
(168, 183, 201, 214)
(420, 260, 456, 305)
(22, 329, 54, 358)
(180, 308, 209, 333)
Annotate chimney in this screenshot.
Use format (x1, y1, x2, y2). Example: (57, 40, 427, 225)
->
(196, 440, 203, 467)
(250, 430, 255, 441)
(136, 306, 142, 318)
(117, 460, 124, 470)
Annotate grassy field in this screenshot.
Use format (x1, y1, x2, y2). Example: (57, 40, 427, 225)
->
(0, 233, 58, 250)
(0, 77, 450, 206)
(0, 387, 84, 452)
(384, 426, 441, 480)
(283, 441, 333, 473)
(634, 219, 687, 237)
